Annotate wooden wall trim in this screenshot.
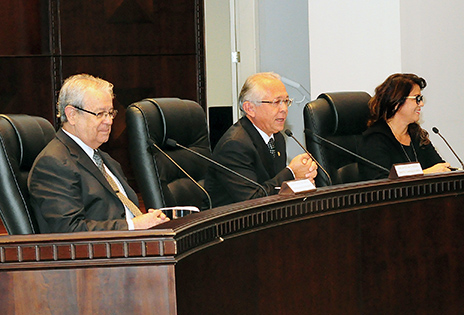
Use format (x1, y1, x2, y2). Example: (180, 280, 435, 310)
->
(0, 230, 176, 270)
(195, 0, 206, 108)
(49, 0, 63, 125)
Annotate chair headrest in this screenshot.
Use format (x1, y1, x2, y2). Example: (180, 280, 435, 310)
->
(0, 115, 56, 169)
(133, 98, 209, 149)
(317, 91, 371, 136)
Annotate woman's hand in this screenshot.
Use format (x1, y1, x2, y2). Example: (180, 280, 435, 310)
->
(423, 162, 452, 174)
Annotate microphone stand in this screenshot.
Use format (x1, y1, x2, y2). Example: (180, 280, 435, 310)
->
(432, 127, 464, 170)
(284, 129, 332, 186)
(305, 129, 390, 174)
(148, 139, 212, 210)
(165, 139, 269, 197)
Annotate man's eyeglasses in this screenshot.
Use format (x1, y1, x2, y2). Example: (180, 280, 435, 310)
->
(254, 98, 293, 107)
(405, 94, 424, 105)
(71, 105, 118, 120)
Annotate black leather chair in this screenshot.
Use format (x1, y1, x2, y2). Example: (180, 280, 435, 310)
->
(0, 114, 56, 234)
(304, 92, 371, 187)
(126, 98, 212, 211)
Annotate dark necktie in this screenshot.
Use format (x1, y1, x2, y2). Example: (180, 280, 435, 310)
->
(268, 138, 276, 158)
(93, 150, 143, 217)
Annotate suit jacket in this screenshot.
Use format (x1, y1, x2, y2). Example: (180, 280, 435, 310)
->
(360, 120, 444, 180)
(28, 129, 136, 233)
(205, 116, 294, 207)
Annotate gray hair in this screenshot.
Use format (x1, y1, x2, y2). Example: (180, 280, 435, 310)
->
(238, 72, 281, 114)
(57, 74, 114, 123)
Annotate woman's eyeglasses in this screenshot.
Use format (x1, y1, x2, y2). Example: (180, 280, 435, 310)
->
(405, 94, 424, 105)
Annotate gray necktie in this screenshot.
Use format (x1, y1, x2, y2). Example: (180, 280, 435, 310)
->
(93, 150, 143, 217)
(268, 138, 276, 158)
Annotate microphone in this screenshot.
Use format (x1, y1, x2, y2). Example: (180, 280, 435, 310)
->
(304, 129, 390, 174)
(147, 139, 212, 210)
(432, 127, 464, 169)
(284, 129, 332, 186)
(165, 138, 269, 197)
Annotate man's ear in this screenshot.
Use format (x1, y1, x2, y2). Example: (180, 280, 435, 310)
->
(64, 105, 76, 125)
(242, 101, 256, 118)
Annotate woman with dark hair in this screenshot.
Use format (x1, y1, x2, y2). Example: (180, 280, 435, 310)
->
(360, 73, 451, 180)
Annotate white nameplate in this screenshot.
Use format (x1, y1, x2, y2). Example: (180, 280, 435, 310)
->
(278, 179, 316, 195)
(388, 162, 423, 179)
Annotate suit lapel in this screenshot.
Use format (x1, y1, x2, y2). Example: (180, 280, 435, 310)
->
(240, 117, 277, 178)
(57, 129, 139, 208)
(274, 132, 287, 172)
(56, 130, 117, 196)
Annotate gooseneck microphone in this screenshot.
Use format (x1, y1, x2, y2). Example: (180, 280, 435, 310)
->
(304, 129, 390, 174)
(165, 138, 269, 197)
(432, 127, 464, 169)
(284, 129, 332, 186)
(147, 139, 212, 209)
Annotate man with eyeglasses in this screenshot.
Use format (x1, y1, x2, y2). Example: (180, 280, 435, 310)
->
(205, 72, 318, 207)
(28, 74, 170, 232)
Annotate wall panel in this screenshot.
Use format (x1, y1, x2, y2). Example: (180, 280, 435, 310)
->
(0, 0, 205, 195)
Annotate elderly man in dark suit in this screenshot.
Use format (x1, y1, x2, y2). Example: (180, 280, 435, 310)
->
(28, 74, 169, 233)
(205, 72, 317, 207)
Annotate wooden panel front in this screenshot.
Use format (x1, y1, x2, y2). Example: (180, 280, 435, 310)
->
(0, 265, 176, 314)
(172, 174, 464, 314)
(0, 230, 178, 314)
(359, 196, 464, 313)
(176, 211, 361, 314)
(2, 174, 464, 313)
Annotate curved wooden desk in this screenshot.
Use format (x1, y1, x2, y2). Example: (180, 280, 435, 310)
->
(1, 172, 464, 314)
